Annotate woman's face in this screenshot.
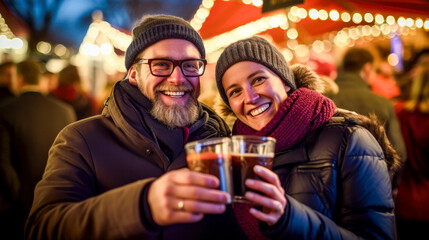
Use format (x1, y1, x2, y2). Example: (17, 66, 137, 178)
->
(222, 61, 290, 131)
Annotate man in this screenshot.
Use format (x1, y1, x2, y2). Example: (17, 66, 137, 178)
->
(331, 48, 406, 189)
(24, 15, 244, 240)
(0, 61, 17, 102)
(0, 59, 76, 239)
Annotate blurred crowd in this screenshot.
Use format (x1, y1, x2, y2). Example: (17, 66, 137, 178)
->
(0, 58, 123, 238)
(0, 44, 428, 239)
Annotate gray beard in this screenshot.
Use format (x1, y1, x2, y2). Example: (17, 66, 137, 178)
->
(135, 74, 200, 128)
(150, 94, 200, 128)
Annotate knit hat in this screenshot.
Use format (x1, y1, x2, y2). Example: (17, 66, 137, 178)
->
(215, 36, 296, 107)
(125, 14, 205, 70)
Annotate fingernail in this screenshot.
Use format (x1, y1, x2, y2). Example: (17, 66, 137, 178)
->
(246, 179, 255, 185)
(226, 194, 232, 204)
(209, 178, 217, 187)
(255, 166, 262, 172)
(217, 204, 226, 212)
(246, 192, 254, 198)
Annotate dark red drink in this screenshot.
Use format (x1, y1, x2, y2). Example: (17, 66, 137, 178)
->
(232, 153, 273, 202)
(187, 152, 233, 197)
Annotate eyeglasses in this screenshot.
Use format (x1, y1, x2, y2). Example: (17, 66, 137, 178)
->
(134, 58, 207, 77)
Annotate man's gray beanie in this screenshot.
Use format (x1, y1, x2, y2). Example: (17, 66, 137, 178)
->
(125, 14, 205, 70)
(215, 36, 296, 107)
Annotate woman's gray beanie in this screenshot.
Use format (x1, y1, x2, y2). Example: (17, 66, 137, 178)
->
(215, 36, 296, 107)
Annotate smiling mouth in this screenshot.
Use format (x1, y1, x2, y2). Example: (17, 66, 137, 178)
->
(162, 91, 186, 97)
(250, 103, 270, 116)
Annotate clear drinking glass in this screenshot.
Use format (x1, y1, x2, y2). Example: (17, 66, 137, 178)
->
(185, 137, 233, 202)
(231, 135, 276, 204)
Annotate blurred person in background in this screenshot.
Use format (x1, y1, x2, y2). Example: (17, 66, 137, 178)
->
(41, 70, 59, 95)
(95, 70, 126, 114)
(397, 48, 429, 101)
(215, 36, 398, 239)
(306, 52, 339, 99)
(51, 64, 96, 120)
(331, 47, 406, 191)
(0, 59, 76, 239)
(0, 61, 17, 102)
(394, 66, 429, 239)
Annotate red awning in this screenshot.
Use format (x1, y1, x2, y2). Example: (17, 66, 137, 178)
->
(199, 0, 429, 45)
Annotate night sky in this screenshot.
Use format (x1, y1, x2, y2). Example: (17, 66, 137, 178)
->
(4, 0, 201, 50)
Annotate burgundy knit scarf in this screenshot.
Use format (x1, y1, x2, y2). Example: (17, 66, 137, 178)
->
(231, 88, 336, 240)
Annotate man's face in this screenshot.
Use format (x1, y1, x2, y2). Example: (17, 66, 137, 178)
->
(129, 39, 202, 128)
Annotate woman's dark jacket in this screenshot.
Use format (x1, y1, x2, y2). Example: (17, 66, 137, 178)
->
(24, 80, 251, 240)
(217, 65, 400, 239)
(263, 113, 396, 239)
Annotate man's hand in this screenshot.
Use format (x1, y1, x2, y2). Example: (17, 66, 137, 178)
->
(147, 168, 231, 226)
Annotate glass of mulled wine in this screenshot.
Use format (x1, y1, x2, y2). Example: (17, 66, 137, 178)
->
(231, 135, 276, 204)
(185, 137, 233, 203)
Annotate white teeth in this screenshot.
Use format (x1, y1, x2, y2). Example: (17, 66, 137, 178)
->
(163, 91, 185, 97)
(250, 103, 269, 116)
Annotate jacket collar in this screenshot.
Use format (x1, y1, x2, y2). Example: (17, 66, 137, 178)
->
(335, 71, 371, 89)
(102, 80, 158, 159)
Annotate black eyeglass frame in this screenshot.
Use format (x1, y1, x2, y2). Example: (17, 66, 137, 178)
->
(134, 58, 207, 77)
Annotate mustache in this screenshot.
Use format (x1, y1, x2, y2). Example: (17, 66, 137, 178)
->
(155, 83, 193, 92)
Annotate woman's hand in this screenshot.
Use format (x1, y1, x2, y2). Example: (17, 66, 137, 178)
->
(244, 165, 287, 226)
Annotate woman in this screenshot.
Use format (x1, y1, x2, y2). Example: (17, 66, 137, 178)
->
(394, 67, 429, 239)
(215, 36, 400, 239)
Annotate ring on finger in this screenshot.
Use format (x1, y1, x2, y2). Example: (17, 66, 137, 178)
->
(177, 200, 185, 211)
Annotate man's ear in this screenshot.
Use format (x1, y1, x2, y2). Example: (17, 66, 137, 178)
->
(363, 62, 372, 73)
(361, 62, 373, 83)
(128, 66, 138, 86)
(13, 75, 24, 93)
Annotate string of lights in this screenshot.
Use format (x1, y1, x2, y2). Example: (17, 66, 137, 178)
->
(2, 0, 428, 72)
(190, 0, 429, 64)
(0, 13, 24, 50)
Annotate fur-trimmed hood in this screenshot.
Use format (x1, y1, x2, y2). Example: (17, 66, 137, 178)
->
(212, 64, 401, 175)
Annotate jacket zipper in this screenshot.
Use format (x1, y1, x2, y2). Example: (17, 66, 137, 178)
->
(297, 162, 336, 169)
